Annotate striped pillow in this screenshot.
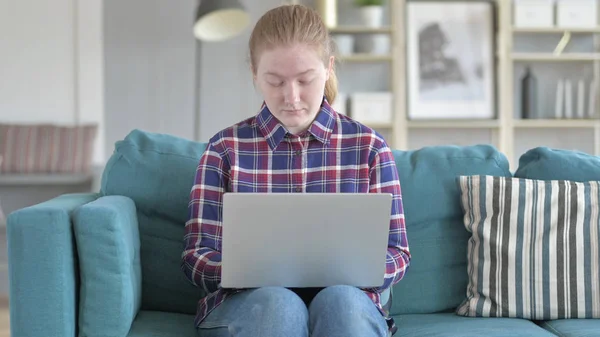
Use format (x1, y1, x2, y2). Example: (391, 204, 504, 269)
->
(456, 175, 600, 320)
(0, 123, 97, 174)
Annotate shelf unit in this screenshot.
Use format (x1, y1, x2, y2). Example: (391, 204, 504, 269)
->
(504, 0, 600, 164)
(317, 0, 600, 168)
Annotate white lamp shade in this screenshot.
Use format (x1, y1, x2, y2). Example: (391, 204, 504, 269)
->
(194, 0, 250, 41)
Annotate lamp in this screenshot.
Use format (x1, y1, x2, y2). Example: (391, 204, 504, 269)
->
(193, 0, 250, 141)
(194, 0, 250, 41)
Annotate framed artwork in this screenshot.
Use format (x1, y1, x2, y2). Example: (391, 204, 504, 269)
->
(406, 1, 496, 119)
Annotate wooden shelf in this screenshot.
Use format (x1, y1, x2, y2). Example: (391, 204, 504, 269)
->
(407, 119, 500, 129)
(512, 27, 600, 33)
(511, 53, 600, 61)
(513, 119, 599, 128)
(329, 26, 393, 34)
(0, 173, 93, 186)
(337, 54, 393, 62)
(364, 122, 394, 129)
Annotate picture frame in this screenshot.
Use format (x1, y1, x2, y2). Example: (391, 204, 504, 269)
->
(406, 1, 496, 120)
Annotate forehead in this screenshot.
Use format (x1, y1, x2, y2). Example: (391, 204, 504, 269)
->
(256, 43, 325, 75)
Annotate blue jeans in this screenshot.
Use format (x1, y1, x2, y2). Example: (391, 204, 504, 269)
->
(196, 285, 389, 337)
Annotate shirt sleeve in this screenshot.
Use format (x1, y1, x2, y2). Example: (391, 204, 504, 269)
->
(181, 142, 229, 293)
(368, 144, 411, 291)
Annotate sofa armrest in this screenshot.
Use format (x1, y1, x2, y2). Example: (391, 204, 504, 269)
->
(73, 195, 142, 337)
(7, 193, 98, 337)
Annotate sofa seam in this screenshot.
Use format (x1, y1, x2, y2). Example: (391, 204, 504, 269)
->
(538, 321, 563, 337)
(115, 143, 201, 161)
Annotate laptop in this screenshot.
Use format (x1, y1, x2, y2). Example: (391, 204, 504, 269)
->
(220, 192, 392, 289)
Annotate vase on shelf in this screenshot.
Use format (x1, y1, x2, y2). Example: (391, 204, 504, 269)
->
(354, 0, 384, 28)
(333, 34, 354, 55)
(358, 5, 383, 28)
(315, 0, 337, 28)
(520, 66, 538, 119)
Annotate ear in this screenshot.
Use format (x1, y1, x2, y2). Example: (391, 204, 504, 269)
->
(325, 56, 334, 81)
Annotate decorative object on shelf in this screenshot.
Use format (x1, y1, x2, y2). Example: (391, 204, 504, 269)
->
(556, 0, 598, 28)
(554, 78, 592, 119)
(315, 0, 337, 28)
(577, 79, 586, 118)
(406, 1, 495, 120)
(513, 0, 555, 28)
(564, 79, 573, 118)
(333, 34, 354, 55)
(350, 92, 393, 124)
(552, 31, 571, 56)
(589, 80, 598, 118)
(520, 66, 538, 119)
(355, 34, 390, 55)
(555, 79, 565, 119)
(354, 0, 384, 28)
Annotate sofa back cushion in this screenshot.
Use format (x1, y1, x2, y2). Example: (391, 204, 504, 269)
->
(515, 147, 600, 181)
(100, 129, 207, 314)
(390, 145, 512, 315)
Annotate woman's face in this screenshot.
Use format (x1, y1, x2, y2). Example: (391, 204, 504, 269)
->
(254, 43, 333, 135)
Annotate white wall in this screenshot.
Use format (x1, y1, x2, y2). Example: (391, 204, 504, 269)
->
(0, 0, 104, 165)
(103, 0, 197, 160)
(0, 0, 310, 166)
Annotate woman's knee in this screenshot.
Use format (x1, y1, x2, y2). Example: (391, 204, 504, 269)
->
(246, 286, 308, 321)
(310, 285, 366, 312)
(309, 285, 388, 336)
(198, 287, 308, 337)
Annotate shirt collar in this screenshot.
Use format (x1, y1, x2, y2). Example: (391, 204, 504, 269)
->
(256, 97, 336, 150)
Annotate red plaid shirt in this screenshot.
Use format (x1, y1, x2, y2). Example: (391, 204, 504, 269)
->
(182, 99, 410, 333)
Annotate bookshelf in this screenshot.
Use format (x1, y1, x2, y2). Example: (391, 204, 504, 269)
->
(316, 0, 600, 168)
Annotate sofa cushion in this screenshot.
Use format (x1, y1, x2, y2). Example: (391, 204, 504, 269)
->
(390, 145, 511, 315)
(393, 313, 555, 337)
(456, 175, 600, 320)
(127, 311, 196, 337)
(515, 147, 600, 181)
(101, 129, 207, 314)
(73, 196, 142, 337)
(540, 319, 600, 337)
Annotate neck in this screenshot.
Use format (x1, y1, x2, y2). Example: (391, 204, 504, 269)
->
(287, 125, 310, 135)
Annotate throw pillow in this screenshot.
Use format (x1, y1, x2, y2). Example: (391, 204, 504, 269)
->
(456, 175, 600, 320)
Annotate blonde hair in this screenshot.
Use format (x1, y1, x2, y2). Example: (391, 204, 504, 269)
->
(249, 4, 338, 104)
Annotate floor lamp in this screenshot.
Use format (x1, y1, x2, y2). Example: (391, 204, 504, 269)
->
(193, 0, 250, 141)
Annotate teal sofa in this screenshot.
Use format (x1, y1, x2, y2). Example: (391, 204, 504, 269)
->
(7, 129, 600, 337)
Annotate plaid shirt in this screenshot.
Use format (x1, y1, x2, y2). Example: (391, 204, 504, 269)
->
(182, 98, 411, 333)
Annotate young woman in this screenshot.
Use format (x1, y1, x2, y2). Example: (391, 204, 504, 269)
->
(182, 4, 411, 337)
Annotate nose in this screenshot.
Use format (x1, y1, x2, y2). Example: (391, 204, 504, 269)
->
(283, 82, 300, 105)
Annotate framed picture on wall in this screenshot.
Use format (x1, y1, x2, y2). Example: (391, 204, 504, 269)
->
(406, 1, 496, 120)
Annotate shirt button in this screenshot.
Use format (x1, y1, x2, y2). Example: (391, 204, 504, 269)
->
(295, 150, 302, 156)
(295, 186, 302, 192)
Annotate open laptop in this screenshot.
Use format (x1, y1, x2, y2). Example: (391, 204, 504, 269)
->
(220, 192, 392, 289)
